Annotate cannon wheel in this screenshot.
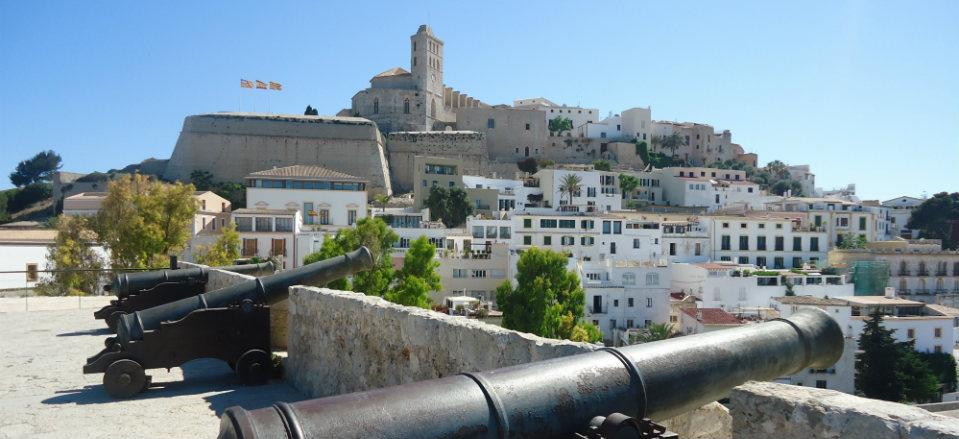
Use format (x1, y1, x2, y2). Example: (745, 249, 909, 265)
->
(235, 349, 271, 385)
(103, 359, 148, 398)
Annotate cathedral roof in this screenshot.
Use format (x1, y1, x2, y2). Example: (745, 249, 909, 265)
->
(372, 67, 411, 79)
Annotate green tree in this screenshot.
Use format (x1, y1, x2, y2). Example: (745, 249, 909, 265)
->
(189, 170, 215, 191)
(194, 222, 240, 266)
(302, 236, 350, 290)
(334, 217, 398, 296)
(304, 105, 319, 116)
(424, 186, 473, 228)
(837, 233, 868, 249)
(385, 236, 440, 309)
(496, 247, 598, 342)
(517, 157, 539, 174)
(636, 323, 673, 343)
(10, 150, 62, 187)
(908, 192, 959, 249)
(592, 160, 611, 171)
(37, 215, 105, 296)
(189, 170, 245, 208)
(784, 279, 796, 296)
(6, 182, 52, 212)
(653, 132, 684, 159)
(917, 352, 959, 393)
(93, 174, 198, 268)
(856, 310, 940, 403)
(559, 173, 582, 207)
(548, 116, 573, 135)
(373, 194, 390, 214)
(618, 173, 639, 200)
(635, 140, 650, 166)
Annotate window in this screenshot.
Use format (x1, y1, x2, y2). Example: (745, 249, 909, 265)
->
(756, 256, 767, 268)
(581, 219, 594, 229)
(645, 273, 659, 286)
(859, 217, 867, 231)
(523, 235, 532, 245)
(935, 327, 942, 338)
(587, 187, 596, 197)
(775, 236, 784, 251)
(580, 236, 595, 245)
(793, 237, 802, 251)
(626, 319, 634, 329)
(603, 221, 611, 234)
(499, 227, 510, 239)
(722, 222, 729, 229)
(810, 237, 819, 252)
(628, 297, 635, 307)
(632, 238, 642, 249)
(373, 98, 379, 114)
(403, 98, 410, 114)
(523, 218, 532, 228)
(774, 257, 784, 269)
(235, 217, 253, 232)
(471, 270, 487, 278)
(271, 238, 286, 257)
(757, 236, 767, 251)
(348, 210, 357, 225)
(242, 238, 257, 257)
(561, 236, 575, 246)
(543, 235, 552, 245)
(669, 242, 676, 255)
(525, 123, 530, 130)
(816, 380, 827, 389)
(275, 217, 293, 232)
(613, 299, 619, 307)
(740, 223, 747, 229)
(610, 242, 616, 254)
(453, 269, 467, 278)
(759, 223, 765, 229)
(472, 226, 484, 239)
(739, 236, 749, 250)
(792, 257, 803, 268)
(623, 273, 636, 285)
(303, 202, 314, 225)
(695, 243, 701, 256)
(540, 219, 558, 228)
(486, 226, 497, 238)
(255, 217, 272, 232)
(487, 118, 495, 129)
(738, 256, 749, 264)
(646, 297, 653, 308)
(935, 345, 943, 353)
(559, 219, 576, 229)
(25, 263, 38, 282)
(721, 235, 731, 251)
(319, 209, 330, 225)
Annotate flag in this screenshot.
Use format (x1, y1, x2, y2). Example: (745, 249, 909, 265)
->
(269, 81, 282, 91)
(255, 80, 267, 89)
(240, 79, 253, 88)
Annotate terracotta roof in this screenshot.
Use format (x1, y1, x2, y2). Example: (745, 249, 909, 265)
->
(772, 296, 848, 306)
(681, 308, 741, 325)
(232, 208, 298, 215)
(0, 229, 59, 243)
(373, 67, 411, 78)
(246, 165, 365, 182)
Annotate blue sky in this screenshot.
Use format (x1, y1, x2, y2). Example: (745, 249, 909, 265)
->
(1, 1, 956, 200)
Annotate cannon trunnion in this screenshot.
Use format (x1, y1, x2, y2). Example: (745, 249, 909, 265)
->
(84, 248, 373, 398)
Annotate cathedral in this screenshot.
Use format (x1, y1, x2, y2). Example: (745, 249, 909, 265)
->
(349, 25, 485, 133)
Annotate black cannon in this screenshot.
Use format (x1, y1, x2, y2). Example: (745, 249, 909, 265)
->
(84, 247, 373, 398)
(94, 261, 275, 331)
(218, 308, 842, 439)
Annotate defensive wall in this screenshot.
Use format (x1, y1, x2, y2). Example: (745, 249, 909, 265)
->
(385, 130, 488, 193)
(163, 112, 392, 195)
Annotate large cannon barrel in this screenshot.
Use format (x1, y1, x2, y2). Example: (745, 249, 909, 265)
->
(117, 247, 373, 343)
(218, 308, 842, 439)
(110, 261, 275, 298)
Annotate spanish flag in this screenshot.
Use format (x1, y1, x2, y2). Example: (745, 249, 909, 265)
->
(255, 80, 267, 90)
(240, 79, 253, 88)
(269, 81, 282, 91)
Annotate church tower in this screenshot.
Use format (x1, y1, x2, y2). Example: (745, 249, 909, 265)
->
(410, 25, 444, 118)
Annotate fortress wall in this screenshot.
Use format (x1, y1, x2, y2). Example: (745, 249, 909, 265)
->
(386, 131, 488, 193)
(163, 113, 392, 196)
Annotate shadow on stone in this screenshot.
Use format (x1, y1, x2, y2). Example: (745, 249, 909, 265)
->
(57, 327, 112, 337)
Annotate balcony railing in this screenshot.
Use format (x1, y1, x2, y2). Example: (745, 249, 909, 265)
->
(588, 306, 606, 314)
(917, 270, 929, 276)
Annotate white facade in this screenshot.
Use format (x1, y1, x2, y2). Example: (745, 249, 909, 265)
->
(661, 220, 711, 263)
(534, 168, 622, 213)
(246, 186, 366, 228)
(621, 107, 653, 144)
(461, 174, 542, 213)
(706, 216, 829, 268)
(767, 197, 890, 246)
(655, 167, 766, 212)
(0, 229, 108, 293)
(233, 208, 302, 269)
(512, 213, 662, 263)
(514, 97, 599, 131)
(882, 196, 923, 237)
(580, 259, 672, 345)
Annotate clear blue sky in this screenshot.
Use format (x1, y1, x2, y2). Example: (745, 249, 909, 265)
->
(1, 1, 956, 200)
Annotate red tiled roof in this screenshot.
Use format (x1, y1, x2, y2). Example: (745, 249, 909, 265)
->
(246, 165, 365, 182)
(681, 308, 741, 325)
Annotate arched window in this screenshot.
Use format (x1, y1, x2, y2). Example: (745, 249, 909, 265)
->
(403, 98, 410, 114)
(919, 261, 927, 275)
(899, 278, 908, 292)
(900, 261, 908, 276)
(936, 278, 944, 291)
(430, 99, 436, 118)
(938, 261, 948, 276)
(373, 98, 379, 114)
(919, 278, 927, 292)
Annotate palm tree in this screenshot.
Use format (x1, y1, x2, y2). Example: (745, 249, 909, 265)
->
(618, 173, 639, 200)
(638, 323, 674, 343)
(559, 174, 582, 208)
(373, 194, 390, 214)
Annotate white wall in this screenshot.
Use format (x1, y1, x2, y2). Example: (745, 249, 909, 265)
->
(247, 187, 367, 227)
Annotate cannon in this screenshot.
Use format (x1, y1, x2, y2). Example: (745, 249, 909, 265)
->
(218, 308, 842, 439)
(83, 247, 373, 398)
(94, 261, 275, 331)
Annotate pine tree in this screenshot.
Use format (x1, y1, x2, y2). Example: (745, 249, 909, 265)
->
(856, 310, 902, 400)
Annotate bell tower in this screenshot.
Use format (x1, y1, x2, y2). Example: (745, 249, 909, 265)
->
(410, 25, 444, 110)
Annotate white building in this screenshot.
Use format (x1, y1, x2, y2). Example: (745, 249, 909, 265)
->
(655, 167, 766, 212)
(533, 167, 622, 213)
(245, 165, 368, 228)
(461, 174, 542, 213)
(787, 165, 817, 197)
(671, 262, 853, 313)
(661, 219, 711, 263)
(882, 196, 923, 238)
(580, 259, 672, 345)
(0, 225, 108, 293)
(705, 214, 829, 268)
(233, 208, 301, 269)
(513, 97, 599, 131)
(766, 197, 891, 246)
(511, 212, 662, 263)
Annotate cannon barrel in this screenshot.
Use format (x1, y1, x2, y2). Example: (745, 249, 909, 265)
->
(110, 261, 275, 298)
(117, 247, 373, 343)
(218, 308, 842, 439)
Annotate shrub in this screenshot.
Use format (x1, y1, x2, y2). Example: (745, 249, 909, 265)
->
(7, 183, 52, 212)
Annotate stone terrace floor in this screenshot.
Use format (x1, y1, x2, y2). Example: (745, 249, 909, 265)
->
(0, 297, 302, 439)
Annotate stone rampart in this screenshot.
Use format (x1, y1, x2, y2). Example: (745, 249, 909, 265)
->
(385, 130, 488, 193)
(163, 112, 392, 195)
(286, 286, 597, 398)
(730, 381, 959, 438)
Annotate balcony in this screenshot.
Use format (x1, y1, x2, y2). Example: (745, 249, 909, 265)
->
(588, 305, 606, 314)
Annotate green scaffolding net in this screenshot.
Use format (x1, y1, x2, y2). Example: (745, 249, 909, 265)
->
(850, 260, 890, 296)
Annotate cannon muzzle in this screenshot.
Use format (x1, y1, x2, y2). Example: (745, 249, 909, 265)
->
(218, 308, 842, 439)
(110, 261, 275, 298)
(116, 247, 373, 343)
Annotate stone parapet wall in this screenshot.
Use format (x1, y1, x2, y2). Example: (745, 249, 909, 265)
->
(386, 130, 488, 193)
(730, 381, 959, 438)
(286, 286, 597, 398)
